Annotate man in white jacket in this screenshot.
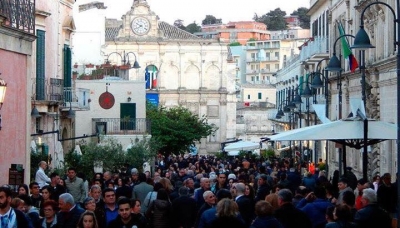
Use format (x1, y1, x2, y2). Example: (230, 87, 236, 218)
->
(35, 161, 50, 188)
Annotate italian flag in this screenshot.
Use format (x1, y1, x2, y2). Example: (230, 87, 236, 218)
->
(338, 21, 358, 73)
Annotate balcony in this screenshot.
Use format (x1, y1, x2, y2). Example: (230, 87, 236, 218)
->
(60, 87, 90, 111)
(299, 36, 329, 64)
(0, 0, 35, 34)
(32, 78, 64, 102)
(92, 118, 151, 135)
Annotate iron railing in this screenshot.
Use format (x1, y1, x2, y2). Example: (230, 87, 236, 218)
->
(32, 78, 64, 102)
(92, 118, 151, 135)
(0, 0, 35, 34)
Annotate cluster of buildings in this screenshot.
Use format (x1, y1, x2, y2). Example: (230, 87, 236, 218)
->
(1, 0, 394, 184)
(272, 0, 398, 179)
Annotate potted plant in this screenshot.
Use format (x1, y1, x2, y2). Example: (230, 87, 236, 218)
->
(72, 71, 78, 80)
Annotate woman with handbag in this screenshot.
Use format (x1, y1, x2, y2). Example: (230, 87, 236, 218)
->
(145, 188, 172, 228)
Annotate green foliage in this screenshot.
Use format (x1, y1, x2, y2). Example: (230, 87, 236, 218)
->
(147, 103, 217, 156)
(126, 137, 160, 173)
(260, 149, 275, 159)
(291, 7, 310, 29)
(214, 151, 227, 160)
(254, 8, 288, 31)
(202, 15, 222, 25)
(229, 42, 242, 46)
(185, 22, 201, 34)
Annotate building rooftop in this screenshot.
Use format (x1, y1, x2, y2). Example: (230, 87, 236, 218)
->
(105, 19, 200, 41)
(241, 83, 276, 89)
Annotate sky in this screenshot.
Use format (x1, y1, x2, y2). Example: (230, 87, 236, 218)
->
(104, 0, 310, 25)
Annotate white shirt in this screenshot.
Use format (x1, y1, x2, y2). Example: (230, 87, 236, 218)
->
(0, 207, 16, 228)
(35, 167, 51, 188)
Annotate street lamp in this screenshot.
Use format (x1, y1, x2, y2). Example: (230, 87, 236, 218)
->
(352, 2, 400, 215)
(104, 51, 141, 69)
(0, 77, 7, 130)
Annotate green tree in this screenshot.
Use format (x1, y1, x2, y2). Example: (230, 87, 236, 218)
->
(174, 19, 186, 31)
(202, 15, 222, 25)
(254, 8, 287, 31)
(125, 137, 160, 172)
(147, 103, 217, 156)
(64, 138, 125, 178)
(291, 7, 310, 29)
(228, 42, 241, 46)
(185, 21, 201, 34)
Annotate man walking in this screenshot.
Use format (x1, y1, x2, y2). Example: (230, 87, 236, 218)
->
(96, 188, 119, 228)
(132, 173, 153, 214)
(57, 193, 85, 228)
(65, 167, 86, 205)
(234, 183, 254, 226)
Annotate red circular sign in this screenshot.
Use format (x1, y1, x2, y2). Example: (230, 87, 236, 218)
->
(99, 92, 115, 109)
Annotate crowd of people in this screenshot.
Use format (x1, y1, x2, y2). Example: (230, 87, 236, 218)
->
(0, 154, 397, 228)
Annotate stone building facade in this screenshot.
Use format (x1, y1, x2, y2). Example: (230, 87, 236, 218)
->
(102, 0, 237, 153)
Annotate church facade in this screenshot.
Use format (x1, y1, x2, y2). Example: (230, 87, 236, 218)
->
(102, 0, 237, 153)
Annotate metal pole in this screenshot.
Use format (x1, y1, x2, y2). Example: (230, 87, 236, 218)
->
(324, 68, 329, 174)
(360, 49, 368, 180)
(396, 2, 400, 225)
(338, 52, 344, 176)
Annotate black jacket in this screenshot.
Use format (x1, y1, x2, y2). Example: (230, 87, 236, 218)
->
(107, 213, 147, 228)
(275, 203, 312, 228)
(57, 205, 84, 228)
(171, 195, 197, 228)
(354, 203, 392, 228)
(236, 195, 254, 226)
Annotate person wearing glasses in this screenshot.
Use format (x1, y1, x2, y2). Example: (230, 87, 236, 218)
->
(39, 200, 58, 228)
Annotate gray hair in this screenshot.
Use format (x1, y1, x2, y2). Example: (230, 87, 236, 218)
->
(235, 183, 245, 194)
(362, 188, 377, 204)
(90, 185, 101, 192)
(187, 170, 194, 176)
(203, 190, 214, 200)
(200, 178, 209, 184)
(59, 193, 75, 205)
(277, 189, 293, 203)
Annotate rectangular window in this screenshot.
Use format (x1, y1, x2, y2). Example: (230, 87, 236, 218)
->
(36, 30, 46, 100)
(248, 94, 251, 99)
(258, 93, 262, 99)
(275, 64, 279, 69)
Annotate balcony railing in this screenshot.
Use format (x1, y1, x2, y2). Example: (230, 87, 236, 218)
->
(92, 118, 151, 135)
(0, 0, 35, 34)
(32, 78, 64, 102)
(299, 36, 329, 62)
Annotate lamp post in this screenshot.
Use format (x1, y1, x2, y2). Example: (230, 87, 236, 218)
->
(324, 34, 355, 176)
(0, 77, 7, 130)
(351, 0, 400, 215)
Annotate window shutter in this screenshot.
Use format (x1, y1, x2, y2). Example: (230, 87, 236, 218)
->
(63, 45, 72, 101)
(36, 30, 46, 100)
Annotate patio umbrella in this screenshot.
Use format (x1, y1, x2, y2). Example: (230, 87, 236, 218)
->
(269, 116, 396, 149)
(224, 141, 260, 152)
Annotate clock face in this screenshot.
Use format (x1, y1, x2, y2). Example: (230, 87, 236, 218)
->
(131, 17, 150, 35)
(99, 92, 115, 109)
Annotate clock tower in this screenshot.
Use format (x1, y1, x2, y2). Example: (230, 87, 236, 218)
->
(119, 0, 159, 38)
